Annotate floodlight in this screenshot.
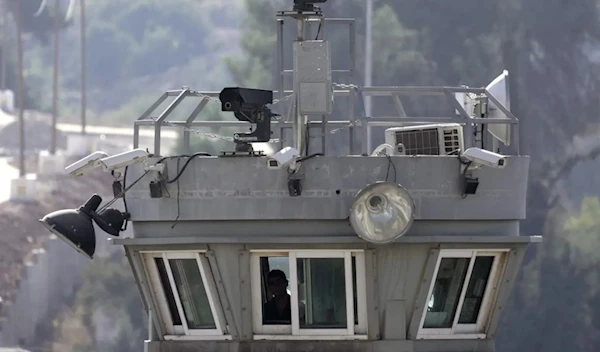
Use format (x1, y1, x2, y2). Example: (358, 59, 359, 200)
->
(39, 194, 128, 259)
(350, 182, 415, 244)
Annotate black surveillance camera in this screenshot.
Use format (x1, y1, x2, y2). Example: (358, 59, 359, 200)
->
(219, 87, 273, 121)
(219, 87, 278, 150)
(293, 0, 327, 12)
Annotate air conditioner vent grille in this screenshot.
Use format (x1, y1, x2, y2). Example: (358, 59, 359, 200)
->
(395, 128, 440, 155)
(394, 127, 462, 156)
(442, 128, 462, 155)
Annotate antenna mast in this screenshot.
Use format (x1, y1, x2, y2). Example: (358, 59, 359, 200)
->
(278, 0, 332, 156)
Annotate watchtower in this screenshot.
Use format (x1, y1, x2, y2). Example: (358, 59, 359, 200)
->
(40, 1, 539, 351)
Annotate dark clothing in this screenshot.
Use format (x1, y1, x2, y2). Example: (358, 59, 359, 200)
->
(263, 298, 291, 324)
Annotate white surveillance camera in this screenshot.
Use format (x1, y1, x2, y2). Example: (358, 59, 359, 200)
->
(65, 151, 109, 177)
(100, 148, 149, 171)
(267, 146, 299, 169)
(461, 147, 506, 169)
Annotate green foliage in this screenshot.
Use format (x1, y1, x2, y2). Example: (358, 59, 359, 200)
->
(5, 0, 71, 43)
(224, 0, 278, 88)
(1, 0, 72, 110)
(562, 198, 600, 269)
(502, 198, 600, 351)
(53, 251, 146, 352)
(11, 0, 242, 124)
(230, 1, 600, 351)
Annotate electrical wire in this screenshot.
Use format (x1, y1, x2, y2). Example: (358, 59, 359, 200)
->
(171, 157, 182, 229)
(458, 154, 474, 199)
(98, 169, 149, 212)
(384, 154, 397, 182)
(122, 166, 129, 213)
(297, 152, 323, 162)
(315, 20, 322, 40)
(163, 152, 212, 184)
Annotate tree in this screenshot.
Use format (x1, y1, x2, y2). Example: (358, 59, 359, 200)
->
(5, 0, 71, 43)
(1, 0, 72, 110)
(50, 251, 147, 352)
(230, 1, 600, 351)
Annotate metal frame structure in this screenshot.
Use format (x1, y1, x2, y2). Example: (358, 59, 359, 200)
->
(132, 16, 519, 158)
(133, 85, 519, 157)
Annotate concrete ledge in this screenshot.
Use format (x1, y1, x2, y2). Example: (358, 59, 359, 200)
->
(144, 339, 494, 352)
(113, 235, 542, 246)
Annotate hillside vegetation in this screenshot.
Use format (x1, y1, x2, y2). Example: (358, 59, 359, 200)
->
(2, 0, 600, 351)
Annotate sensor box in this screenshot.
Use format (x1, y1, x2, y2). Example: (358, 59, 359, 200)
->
(293, 40, 333, 115)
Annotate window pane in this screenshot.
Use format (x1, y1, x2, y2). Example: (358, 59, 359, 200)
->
(458, 256, 495, 324)
(261, 256, 291, 325)
(154, 258, 182, 325)
(424, 258, 469, 328)
(297, 257, 347, 329)
(169, 258, 216, 329)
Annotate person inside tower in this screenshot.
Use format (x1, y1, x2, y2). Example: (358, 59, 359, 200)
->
(263, 269, 292, 324)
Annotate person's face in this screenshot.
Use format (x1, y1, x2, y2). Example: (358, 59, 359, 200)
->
(268, 276, 287, 296)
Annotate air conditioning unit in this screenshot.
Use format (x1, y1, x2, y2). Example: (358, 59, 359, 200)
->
(384, 123, 464, 156)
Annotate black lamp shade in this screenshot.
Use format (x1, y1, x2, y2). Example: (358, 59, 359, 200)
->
(39, 208, 96, 259)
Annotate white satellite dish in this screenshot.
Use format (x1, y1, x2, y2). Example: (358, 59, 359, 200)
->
(485, 70, 511, 146)
(349, 182, 415, 244)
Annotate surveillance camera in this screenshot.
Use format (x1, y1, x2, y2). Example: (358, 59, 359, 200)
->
(100, 148, 149, 171)
(461, 147, 506, 169)
(267, 146, 299, 170)
(65, 151, 109, 177)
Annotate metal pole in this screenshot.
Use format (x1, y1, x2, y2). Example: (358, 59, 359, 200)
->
(15, 0, 25, 177)
(294, 17, 307, 156)
(0, 0, 7, 90)
(80, 0, 86, 134)
(365, 0, 373, 153)
(51, 0, 60, 154)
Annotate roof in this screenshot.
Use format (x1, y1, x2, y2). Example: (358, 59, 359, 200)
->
(0, 168, 112, 317)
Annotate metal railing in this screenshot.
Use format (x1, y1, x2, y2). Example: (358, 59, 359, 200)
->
(132, 84, 519, 156)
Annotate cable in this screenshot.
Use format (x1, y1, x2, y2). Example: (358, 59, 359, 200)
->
(304, 122, 310, 155)
(297, 152, 322, 162)
(171, 158, 182, 229)
(458, 154, 473, 199)
(99, 169, 149, 212)
(384, 154, 397, 182)
(122, 166, 129, 214)
(315, 20, 322, 40)
(163, 152, 212, 184)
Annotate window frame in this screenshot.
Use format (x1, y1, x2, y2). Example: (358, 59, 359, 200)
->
(416, 249, 508, 340)
(142, 250, 230, 340)
(250, 249, 368, 340)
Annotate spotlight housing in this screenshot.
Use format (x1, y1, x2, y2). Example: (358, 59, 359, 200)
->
(39, 194, 128, 259)
(349, 182, 415, 244)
